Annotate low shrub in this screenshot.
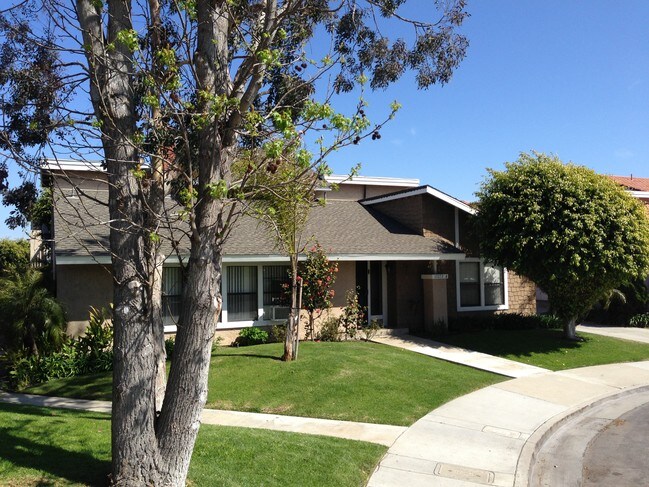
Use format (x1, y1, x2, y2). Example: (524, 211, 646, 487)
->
(339, 290, 365, 340)
(317, 317, 341, 342)
(6, 306, 114, 390)
(629, 313, 649, 328)
(235, 327, 269, 346)
(165, 337, 175, 359)
(360, 320, 383, 342)
(270, 324, 286, 343)
(587, 280, 649, 326)
(448, 313, 561, 335)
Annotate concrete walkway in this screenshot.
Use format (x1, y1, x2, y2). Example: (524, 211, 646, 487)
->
(371, 334, 548, 378)
(578, 324, 649, 344)
(0, 392, 406, 447)
(368, 360, 649, 487)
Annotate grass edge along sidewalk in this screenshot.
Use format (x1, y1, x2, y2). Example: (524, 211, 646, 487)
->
(438, 329, 649, 371)
(0, 401, 387, 487)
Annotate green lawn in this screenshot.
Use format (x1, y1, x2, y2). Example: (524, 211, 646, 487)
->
(440, 329, 649, 371)
(26, 341, 503, 426)
(0, 402, 385, 486)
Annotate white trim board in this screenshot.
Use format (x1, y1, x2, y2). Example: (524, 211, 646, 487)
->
(325, 174, 420, 187)
(361, 186, 476, 215)
(56, 252, 467, 265)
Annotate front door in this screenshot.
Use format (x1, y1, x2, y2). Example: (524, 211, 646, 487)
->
(356, 261, 386, 326)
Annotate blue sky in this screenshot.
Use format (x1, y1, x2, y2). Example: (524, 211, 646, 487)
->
(325, 1, 649, 196)
(2, 1, 648, 238)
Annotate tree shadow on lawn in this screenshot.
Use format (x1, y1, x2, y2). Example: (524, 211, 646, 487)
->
(214, 352, 283, 361)
(444, 329, 586, 359)
(0, 416, 110, 485)
(25, 372, 113, 401)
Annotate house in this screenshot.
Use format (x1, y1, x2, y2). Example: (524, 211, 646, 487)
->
(43, 160, 536, 341)
(607, 175, 649, 208)
(537, 174, 649, 310)
(608, 175, 649, 290)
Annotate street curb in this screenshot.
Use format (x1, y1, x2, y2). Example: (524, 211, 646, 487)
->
(513, 383, 649, 487)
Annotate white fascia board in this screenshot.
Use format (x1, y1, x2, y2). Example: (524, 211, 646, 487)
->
(629, 191, 649, 199)
(361, 186, 476, 215)
(44, 159, 105, 172)
(328, 253, 465, 261)
(57, 252, 466, 265)
(325, 174, 420, 187)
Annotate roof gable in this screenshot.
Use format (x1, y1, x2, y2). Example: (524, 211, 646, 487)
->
(360, 185, 476, 215)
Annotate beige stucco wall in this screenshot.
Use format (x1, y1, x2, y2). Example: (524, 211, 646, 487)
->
(57, 264, 113, 336)
(331, 260, 355, 308)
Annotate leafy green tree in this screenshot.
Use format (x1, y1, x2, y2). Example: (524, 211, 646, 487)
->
(0, 268, 66, 356)
(474, 152, 649, 339)
(0, 238, 29, 276)
(0, 0, 469, 483)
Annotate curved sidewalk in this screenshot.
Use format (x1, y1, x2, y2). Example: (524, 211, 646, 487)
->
(371, 334, 548, 378)
(0, 392, 406, 447)
(577, 323, 649, 344)
(368, 360, 649, 487)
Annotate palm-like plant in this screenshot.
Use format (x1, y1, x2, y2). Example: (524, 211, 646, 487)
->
(0, 269, 66, 356)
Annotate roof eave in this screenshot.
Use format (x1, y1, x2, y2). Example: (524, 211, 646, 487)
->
(361, 186, 476, 215)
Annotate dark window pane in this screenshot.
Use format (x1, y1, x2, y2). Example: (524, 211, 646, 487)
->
(484, 265, 504, 306)
(227, 266, 258, 321)
(459, 262, 480, 307)
(162, 267, 182, 326)
(263, 265, 290, 320)
(370, 261, 383, 315)
(460, 283, 480, 307)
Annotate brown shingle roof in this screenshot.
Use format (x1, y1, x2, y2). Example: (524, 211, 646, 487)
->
(53, 193, 462, 259)
(607, 175, 649, 192)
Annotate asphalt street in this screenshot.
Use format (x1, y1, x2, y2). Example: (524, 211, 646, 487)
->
(530, 390, 649, 487)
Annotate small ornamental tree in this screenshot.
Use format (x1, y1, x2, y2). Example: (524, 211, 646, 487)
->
(299, 244, 338, 340)
(474, 152, 649, 340)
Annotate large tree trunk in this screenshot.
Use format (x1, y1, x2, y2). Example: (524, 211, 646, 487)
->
(564, 317, 578, 340)
(155, 226, 223, 485)
(77, 0, 267, 482)
(77, 0, 167, 482)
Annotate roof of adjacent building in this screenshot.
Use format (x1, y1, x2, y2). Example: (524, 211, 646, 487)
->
(607, 175, 649, 192)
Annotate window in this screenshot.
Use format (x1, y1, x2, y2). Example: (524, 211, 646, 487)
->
(227, 266, 258, 321)
(162, 267, 183, 327)
(221, 264, 293, 325)
(484, 264, 505, 306)
(262, 265, 290, 320)
(459, 262, 480, 307)
(457, 261, 507, 310)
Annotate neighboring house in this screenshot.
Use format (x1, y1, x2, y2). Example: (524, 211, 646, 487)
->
(538, 174, 649, 310)
(608, 175, 649, 290)
(607, 175, 649, 208)
(42, 160, 536, 341)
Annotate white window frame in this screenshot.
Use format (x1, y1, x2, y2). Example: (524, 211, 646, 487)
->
(162, 263, 182, 333)
(219, 262, 291, 329)
(456, 259, 509, 312)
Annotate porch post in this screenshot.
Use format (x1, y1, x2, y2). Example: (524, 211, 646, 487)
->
(421, 273, 448, 334)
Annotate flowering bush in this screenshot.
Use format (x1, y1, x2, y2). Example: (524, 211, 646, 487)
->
(295, 244, 338, 339)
